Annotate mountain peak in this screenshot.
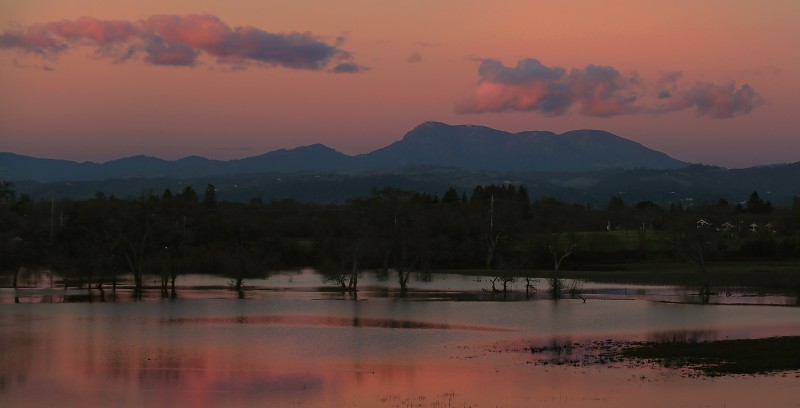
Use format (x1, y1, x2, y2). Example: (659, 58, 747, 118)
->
(366, 122, 686, 172)
(295, 143, 337, 152)
(417, 121, 450, 128)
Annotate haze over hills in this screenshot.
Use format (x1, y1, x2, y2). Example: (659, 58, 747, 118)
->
(1, 122, 687, 182)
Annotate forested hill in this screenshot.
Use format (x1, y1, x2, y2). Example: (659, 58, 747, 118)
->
(0, 122, 686, 182)
(7, 162, 800, 207)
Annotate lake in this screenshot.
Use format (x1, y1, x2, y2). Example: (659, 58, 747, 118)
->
(1, 270, 799, 407)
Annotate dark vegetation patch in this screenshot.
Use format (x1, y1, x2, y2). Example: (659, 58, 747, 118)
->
(521, 336, 800, 376)
(3, 180, 799, 299)
(621, 336, 800, 376)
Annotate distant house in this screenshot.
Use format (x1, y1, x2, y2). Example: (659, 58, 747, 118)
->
(696, 219, 711, 229)
(720, 222, 734, 232)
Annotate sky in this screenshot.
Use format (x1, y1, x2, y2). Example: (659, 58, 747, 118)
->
(1, 0, 798, 168)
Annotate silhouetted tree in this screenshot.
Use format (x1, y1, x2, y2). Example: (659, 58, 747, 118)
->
(203, 184, 218, 208)
(746, 191, 772, 214)
(607, 195, 627, 212)
(3, 194, 50, 289)
(442, 187, 460, 205)
(317, 198, 376, 296)
(365, 188, 430, 295)
(180, 186, 198, 204)
(0, 181, 15, 205)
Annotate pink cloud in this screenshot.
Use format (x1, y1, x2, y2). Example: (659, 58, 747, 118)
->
(142, 14, 228, 50)
(457, 58, 762, 119)
(657, 81, 763, 119)
(43, 17, 139, 46)
(567, 65, 639, 117)
(455, 81, 568, 115)
(0, 14, 361, 71)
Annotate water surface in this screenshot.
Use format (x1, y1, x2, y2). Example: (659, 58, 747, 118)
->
(1, 270, 798, 407)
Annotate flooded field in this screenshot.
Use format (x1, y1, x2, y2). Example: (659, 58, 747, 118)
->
(1, 270, 799, 407)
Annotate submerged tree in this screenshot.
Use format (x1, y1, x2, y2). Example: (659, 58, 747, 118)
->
(547, 237, 576, 299)
(485, 195, 503, 292)
(521, 268, 538, 298)
(317, 198, 374, 297)
(663, 215, 719, 304)
(192, 204, 276, 298)
(113, 190, 160, 298)
(472, 186, 529, 294)
(52, 196, 122, 296)
(365, 188, 432, 295)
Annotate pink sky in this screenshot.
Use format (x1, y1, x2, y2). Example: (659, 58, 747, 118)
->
(1, 0, 798, 168)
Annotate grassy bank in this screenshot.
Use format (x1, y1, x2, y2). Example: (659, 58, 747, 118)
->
(437, 262, 800, 291)
(561, 261, 800, 290)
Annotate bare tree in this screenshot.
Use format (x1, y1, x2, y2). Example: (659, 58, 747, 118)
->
(484, 195, 508, 293)
(320, 238, 364, 298)
(673, 222, 715, 303)
(369, 188, 425, 296)
(548, 240, 576, 299)
(521, 270, 538, 298)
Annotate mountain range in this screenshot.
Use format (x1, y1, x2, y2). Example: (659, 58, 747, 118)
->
(4, 122, 798, 206)
(1, 122, 686, 182)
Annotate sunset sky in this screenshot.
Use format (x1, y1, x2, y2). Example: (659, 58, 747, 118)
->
(1, 0, 798, 168)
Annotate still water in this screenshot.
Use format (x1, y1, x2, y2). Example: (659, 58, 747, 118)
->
(1, 270, 799, 407)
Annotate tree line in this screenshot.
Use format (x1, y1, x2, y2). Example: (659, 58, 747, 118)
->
(2, 180, 799, 298)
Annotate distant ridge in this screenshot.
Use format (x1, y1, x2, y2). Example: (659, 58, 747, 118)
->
(8, 162, 800, 206)
(1, 122, 687, 182)
(355, 122, 685, 171)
